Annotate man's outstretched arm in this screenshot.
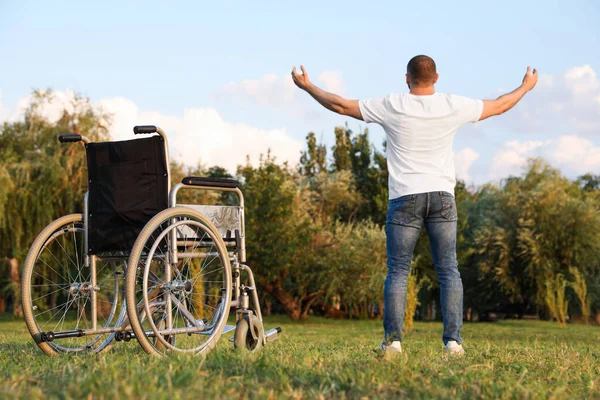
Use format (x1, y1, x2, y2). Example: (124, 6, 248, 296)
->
(479, 66, 538, 121)
(291, 65, 363, 120)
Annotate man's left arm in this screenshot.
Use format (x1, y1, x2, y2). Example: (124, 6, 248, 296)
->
(292, 66, 363, 120)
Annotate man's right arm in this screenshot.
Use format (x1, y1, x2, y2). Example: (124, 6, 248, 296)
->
(479, 67, 538, 121)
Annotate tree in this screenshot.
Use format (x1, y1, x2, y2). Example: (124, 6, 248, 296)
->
(299, 132, 326, 178)
(578, 173, 600, 192)
(238, 154, 323, 319)
(569, 267, 591, 323)
(331, 126, 352, 172)
(0, 90, 108, 316)
(461, 159, 600, 321)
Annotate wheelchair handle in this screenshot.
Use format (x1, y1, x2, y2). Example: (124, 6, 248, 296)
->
(133, 125, 157, 134)
(58, 134, 90, 144)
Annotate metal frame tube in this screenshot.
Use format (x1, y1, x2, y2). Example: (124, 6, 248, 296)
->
(233, 259, 241, 321)
(165, 255, 173, 333)
(150, 127, 176, 331)
(84, 192, 89, 267)
(169, 183, 246, 262)
(176, 251, 235, 259)
(240, 264, 263, 324)
(90, 255, 97, 330)
(155, 127, 171, 193)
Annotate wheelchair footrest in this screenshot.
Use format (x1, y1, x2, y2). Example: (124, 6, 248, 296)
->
(265, 327, 281, 344)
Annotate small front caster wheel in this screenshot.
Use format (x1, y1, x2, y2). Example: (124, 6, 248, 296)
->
(234, 315, 264, 351)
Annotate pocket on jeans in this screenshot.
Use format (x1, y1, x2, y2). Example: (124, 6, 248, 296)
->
(387, 196, 416, 225)
(440, 192, 458, 221)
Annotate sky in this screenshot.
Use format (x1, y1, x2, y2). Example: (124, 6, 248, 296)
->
(1, 0, 599, 184)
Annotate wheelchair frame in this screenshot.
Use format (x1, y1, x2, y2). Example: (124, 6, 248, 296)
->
(21, 126, 280, 356)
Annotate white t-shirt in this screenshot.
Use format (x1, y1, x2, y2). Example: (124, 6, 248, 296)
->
(359, 93, 483, 199)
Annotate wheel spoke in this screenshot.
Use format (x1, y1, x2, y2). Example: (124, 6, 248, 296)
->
(25, 218, 124, 354)
(128, 212, 231, 355)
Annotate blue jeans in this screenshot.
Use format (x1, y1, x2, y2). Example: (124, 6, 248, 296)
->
(384, 191, 463, 345)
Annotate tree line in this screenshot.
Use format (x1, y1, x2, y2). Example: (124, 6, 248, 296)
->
(1, 92, 599, 325)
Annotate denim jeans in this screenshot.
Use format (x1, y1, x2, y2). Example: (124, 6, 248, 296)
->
(384, 191, 463, 345)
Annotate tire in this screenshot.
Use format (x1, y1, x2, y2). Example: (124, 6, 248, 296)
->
(125, 207, 232, 356)
(234, 315, 264, 352)
(21, 214, 125, 355)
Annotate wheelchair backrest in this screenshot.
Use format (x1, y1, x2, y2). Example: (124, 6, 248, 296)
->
(85, 136, 168, 254)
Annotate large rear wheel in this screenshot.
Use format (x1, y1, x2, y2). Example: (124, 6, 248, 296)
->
(21, 214, 125, 355)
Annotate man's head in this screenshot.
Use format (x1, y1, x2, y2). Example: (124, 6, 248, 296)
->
(406, 55, 438, 89)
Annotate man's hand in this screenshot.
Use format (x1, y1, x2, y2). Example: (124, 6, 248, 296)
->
(291, 65, 312, 91)
(480, 66, 538, 121)
(521, 66, 538, 92)
(291, 64, 363, 120)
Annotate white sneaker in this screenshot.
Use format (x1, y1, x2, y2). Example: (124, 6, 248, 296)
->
(380, 340, 402, 354)
(445, 340, 465, 356)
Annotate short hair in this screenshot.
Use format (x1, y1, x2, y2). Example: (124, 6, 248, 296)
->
(407, 55, 437, 86)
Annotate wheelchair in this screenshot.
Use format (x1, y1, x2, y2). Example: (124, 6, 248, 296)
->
(20, 125, 280, 356)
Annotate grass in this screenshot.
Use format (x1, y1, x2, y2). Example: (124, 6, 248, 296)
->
(0, 314, 599, 399)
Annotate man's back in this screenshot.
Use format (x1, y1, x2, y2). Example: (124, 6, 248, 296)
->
(291, 55, 537, 356)
(359, 93, 483, 199)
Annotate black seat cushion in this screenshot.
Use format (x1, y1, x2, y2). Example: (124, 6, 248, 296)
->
(86, 136, 168, 254)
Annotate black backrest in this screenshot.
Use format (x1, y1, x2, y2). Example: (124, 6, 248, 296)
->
(85, 136, 168, 254)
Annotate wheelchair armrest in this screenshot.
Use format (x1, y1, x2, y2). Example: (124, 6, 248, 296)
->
(181, 176, 240, 189)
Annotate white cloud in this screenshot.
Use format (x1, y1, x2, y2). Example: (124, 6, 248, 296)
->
(489, 140, 544, 180)
(318, 71, 344, 95)
(214, 73, 297, 108)
(454, 148, 479, 181)
(1, 91, 303, 173)
(489, 136, 600, 180)
(0, 89, 89, 125)
(212, 70, 345, 118)
(496, 65, 600, 135)
(564, 65, 599, 95)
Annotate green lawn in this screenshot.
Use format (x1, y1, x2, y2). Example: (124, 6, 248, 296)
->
(0, 314, 599, 399)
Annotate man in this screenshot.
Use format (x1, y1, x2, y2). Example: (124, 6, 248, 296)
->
(292, 55, 538, 355)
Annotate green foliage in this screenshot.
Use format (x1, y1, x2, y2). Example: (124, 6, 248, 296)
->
(326, 126, 388, 224)
(299, 131, 326, 178)
(0, 91, 109, 315)
(239, 152, 386, 320)
(0, 91, 108, 259)
(578, 173, 600, 192)
(2, 92, 600, 323)
(316, 222, 387, 319)
(462, 159, 600, 321)
(569, 267, 591, 323)
(238, 154, 318, 319)
(304, 170, 363, 224)
(545, 273, 569, 327)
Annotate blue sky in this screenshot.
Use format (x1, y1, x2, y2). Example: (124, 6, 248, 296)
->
(1, 0, 599, 182)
